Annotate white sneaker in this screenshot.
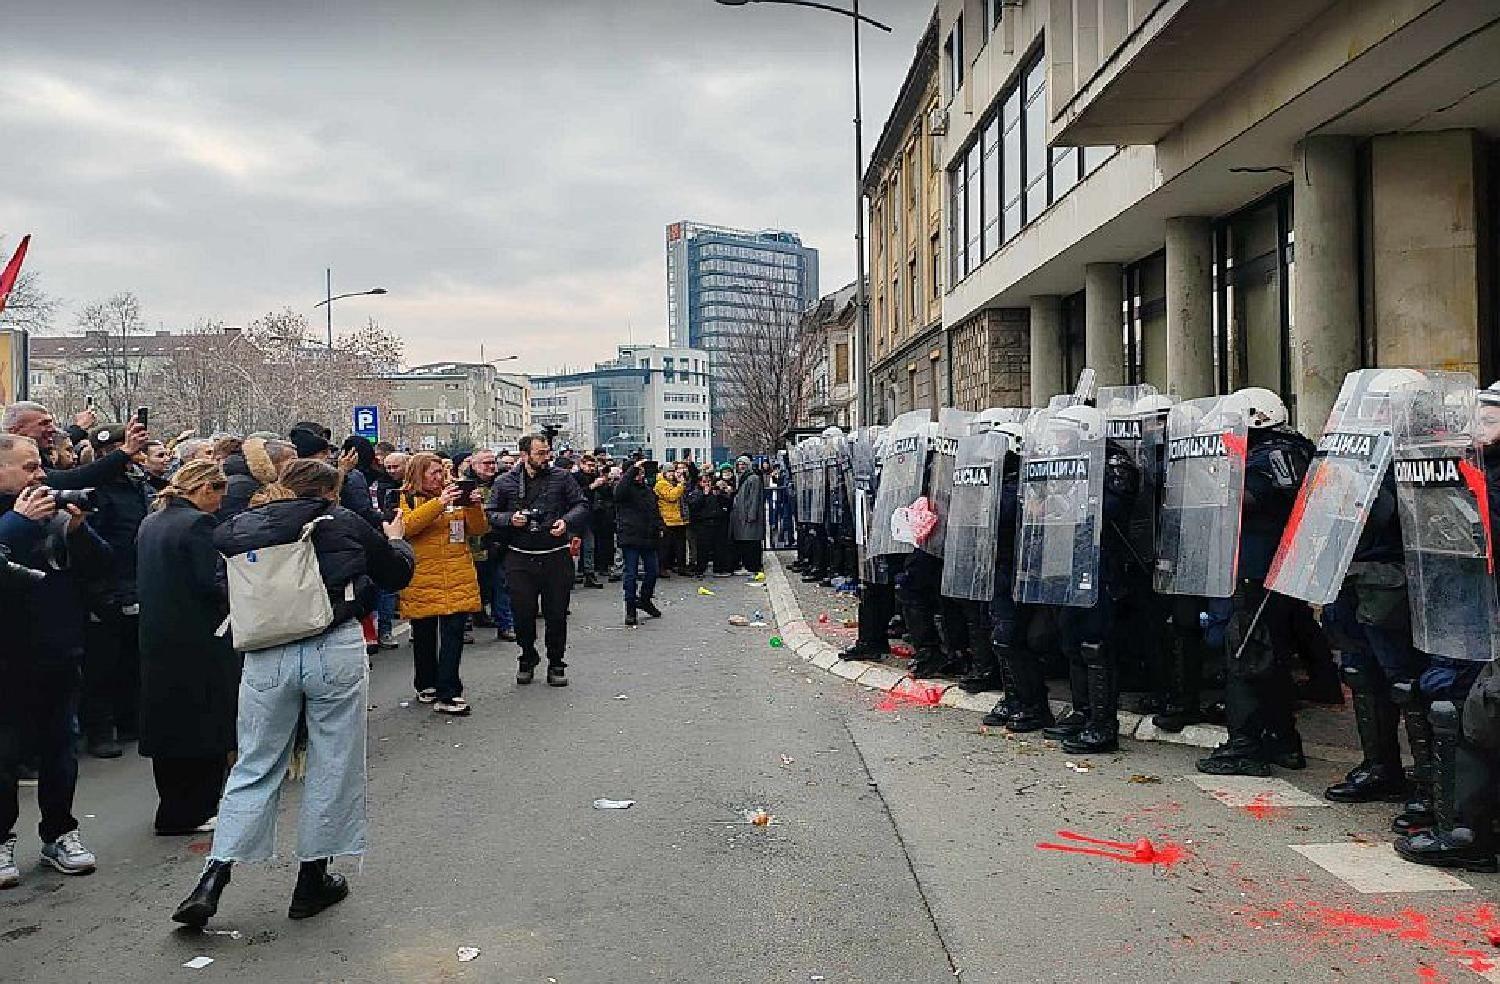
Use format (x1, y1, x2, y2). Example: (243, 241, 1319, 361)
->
(41, 830, 96, 875)
(416, 688, 438, 704)
(0, 835, 18, 889)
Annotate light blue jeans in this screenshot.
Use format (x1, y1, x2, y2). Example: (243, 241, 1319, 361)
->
(210, 620, 369, 863)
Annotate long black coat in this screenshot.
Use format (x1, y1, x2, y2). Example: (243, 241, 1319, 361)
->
(136, 498, 238, 759)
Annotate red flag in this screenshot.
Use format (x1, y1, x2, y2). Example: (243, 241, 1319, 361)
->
(0, 235, 31, 317)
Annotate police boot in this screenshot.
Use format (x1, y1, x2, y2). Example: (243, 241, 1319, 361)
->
(980, 649, 1022, 725)
(1152, 637, 1205, 733)
(1062, 644, 1119, 754)
(995, 647, 1056, 732)
(1042, 660, 1090, 741)
(1326, 666, 1408, 803)
(1391, 682, 1436, 835)
(909, 646, 947, 679)
(958, 631, 1005, 694)
(1396, 703, 1498, 872)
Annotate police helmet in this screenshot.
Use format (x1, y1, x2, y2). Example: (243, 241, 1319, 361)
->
(1053, 405, 1104, 442)
(993, 422, 1027, 449)
(1134, 394, 1176, 415)
(1233, 387, 1288, 429)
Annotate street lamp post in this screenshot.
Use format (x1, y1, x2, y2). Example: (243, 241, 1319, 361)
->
(713, 0, 891, 429)
(313, 268, 387, 348)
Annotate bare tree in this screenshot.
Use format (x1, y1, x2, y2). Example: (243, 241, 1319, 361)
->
(0, 235, 59, 335)
(715, 289, 813, 455)
(73, 291, 151, 421)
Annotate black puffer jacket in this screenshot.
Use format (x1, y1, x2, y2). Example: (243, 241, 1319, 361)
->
(89, 467, 153, 608)
(486, 461, 590, 553)
(613, 465, 664, 547)
(217, 439, 279, 522)
(212, 496, 414, 626)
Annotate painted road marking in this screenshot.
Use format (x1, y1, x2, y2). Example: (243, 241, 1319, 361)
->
(1187, 774, 1329, 808)
(1290, 842, 1475, 894)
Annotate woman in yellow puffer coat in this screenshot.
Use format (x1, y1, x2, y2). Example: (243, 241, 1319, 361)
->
(396, 452, 489, 716)
(654, 466, 688, 575)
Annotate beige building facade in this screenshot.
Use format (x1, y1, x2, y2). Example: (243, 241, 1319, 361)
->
(927, 0, 1497, 431)
(801, 282, 858, 428)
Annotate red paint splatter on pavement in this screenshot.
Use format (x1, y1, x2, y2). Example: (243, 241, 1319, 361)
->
(889, 642, 914, 659)
(874, 678, 945, 711)
(187, 840, 210, 855)
(1240, 791, 1289, 822)
(1035, 829, 1189, 869)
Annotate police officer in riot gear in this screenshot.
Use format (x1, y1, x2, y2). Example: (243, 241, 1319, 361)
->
(978, 421, 1047, 729)
(1198, 387, 1317, 776)
(900, 420, 967, 679)
(1396, 380, 1500, 871)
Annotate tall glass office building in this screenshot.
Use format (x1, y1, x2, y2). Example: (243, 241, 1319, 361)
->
(665, 221, 818, 457)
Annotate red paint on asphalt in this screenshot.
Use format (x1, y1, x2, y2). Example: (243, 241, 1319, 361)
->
(1035, 830, 1188, 868)
(1240, 791, 1288, 822)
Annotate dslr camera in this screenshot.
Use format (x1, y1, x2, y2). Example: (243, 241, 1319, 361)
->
(47, 487, 99, 512)
(517, 508, 547, 534)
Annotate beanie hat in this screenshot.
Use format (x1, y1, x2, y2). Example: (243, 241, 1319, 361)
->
(289, 427, 332, 459)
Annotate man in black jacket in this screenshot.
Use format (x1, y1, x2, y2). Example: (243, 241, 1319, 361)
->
(77, 424, 155, 758)
(486, 435, 589, 686)
(0, 434, 113, 886)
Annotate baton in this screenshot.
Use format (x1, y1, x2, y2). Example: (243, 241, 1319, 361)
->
(1231, 591, 1274, 663)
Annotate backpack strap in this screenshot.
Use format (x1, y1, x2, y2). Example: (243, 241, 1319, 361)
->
(299, 514, 336, 541)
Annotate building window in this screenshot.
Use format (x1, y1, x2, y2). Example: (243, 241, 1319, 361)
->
(1213, 188, 1295, 419)
(909, 257, 919, 320)
(906, 144, 918, 209)
(892, 276, 901, 331)
(930, 234, 941, 299)
(835, 342, 850, 386)
(945, 15, 963, 97)
(944, 47, 1113, 287)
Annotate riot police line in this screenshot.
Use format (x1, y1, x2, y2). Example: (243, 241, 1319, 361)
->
(777, 371, 1500, 873)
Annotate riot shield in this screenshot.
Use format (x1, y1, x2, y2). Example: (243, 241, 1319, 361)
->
(788, 442, 806, 525)
(1154, 395, 1249, 598)
(850, 428, 878, 576)
(1392, 371, 1500, 661)
(1265, 369, 1409, 605)
(798, 437, 825, 526)
(825, 430, 849, 532)
(866, 410, 932, 558)
(1098, 385, 1168, 569)
(1013, 406, 1106, 608)
(940, 429, 1011, 600)
(920, 408, 976, 558)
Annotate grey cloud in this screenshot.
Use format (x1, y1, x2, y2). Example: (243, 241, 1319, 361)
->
(3, 0, 931, 372)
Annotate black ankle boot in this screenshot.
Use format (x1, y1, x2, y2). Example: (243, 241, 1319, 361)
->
(288, 858, 349, 920)
(1062, 644, 1119, 754)
(1043, 661, 1089, 740)
(1326, 667, 1408, 802)
(638, 596, 662, 619)
(172, 859, 232, 927)
(625, 603, 638, 627)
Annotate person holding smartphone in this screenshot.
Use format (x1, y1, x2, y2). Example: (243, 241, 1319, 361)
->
(395, 452, 488, 715)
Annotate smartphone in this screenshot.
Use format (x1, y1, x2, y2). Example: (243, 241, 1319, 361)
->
(85, 395, 95, 411)
(135, 406, 149, 429)
(454, 478, 478, 497)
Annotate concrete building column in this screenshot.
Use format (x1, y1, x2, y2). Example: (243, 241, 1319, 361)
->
(1294, 135, 1359, 434)
(1165, 217, 1215, 399)
(1085, 262, 1125, 386)
(1029, 295, 1065, 405)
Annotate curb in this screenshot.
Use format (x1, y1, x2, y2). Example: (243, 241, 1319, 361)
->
(762, 554, 1359, 766)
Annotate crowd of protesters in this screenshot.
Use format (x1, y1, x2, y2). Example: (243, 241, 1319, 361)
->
(0, 396, 774, 924)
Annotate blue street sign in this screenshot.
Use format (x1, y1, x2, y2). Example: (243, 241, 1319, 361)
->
(353, 405, 379, 441)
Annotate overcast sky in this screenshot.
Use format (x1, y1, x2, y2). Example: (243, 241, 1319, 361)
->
(2, 0, 931, 375)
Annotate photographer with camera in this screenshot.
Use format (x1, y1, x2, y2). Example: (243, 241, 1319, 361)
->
(3, 400, 150, 490)
(486, 434, 588, 686)
(0, 434, 113, 889)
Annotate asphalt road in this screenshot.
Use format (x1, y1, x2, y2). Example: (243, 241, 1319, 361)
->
(5, 565, 1500, 984)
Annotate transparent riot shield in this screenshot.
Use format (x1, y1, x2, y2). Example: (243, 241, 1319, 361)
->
(1098, 385, 1171, 569)
(940, 429, 1011, 600)
(1014, 406, 1106, 608)
(850, 428, 879, 578)
(866, 410, 932, 558)
(1392, 372, 1500, 661)
(920, 408, 976, 558)
(1154, 395, 1250, 598)
(798, 437, 825, 527)
(1265, 369, 1410, 605)
(825, 431, 849, 532)
(788, 442, 806, 525)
